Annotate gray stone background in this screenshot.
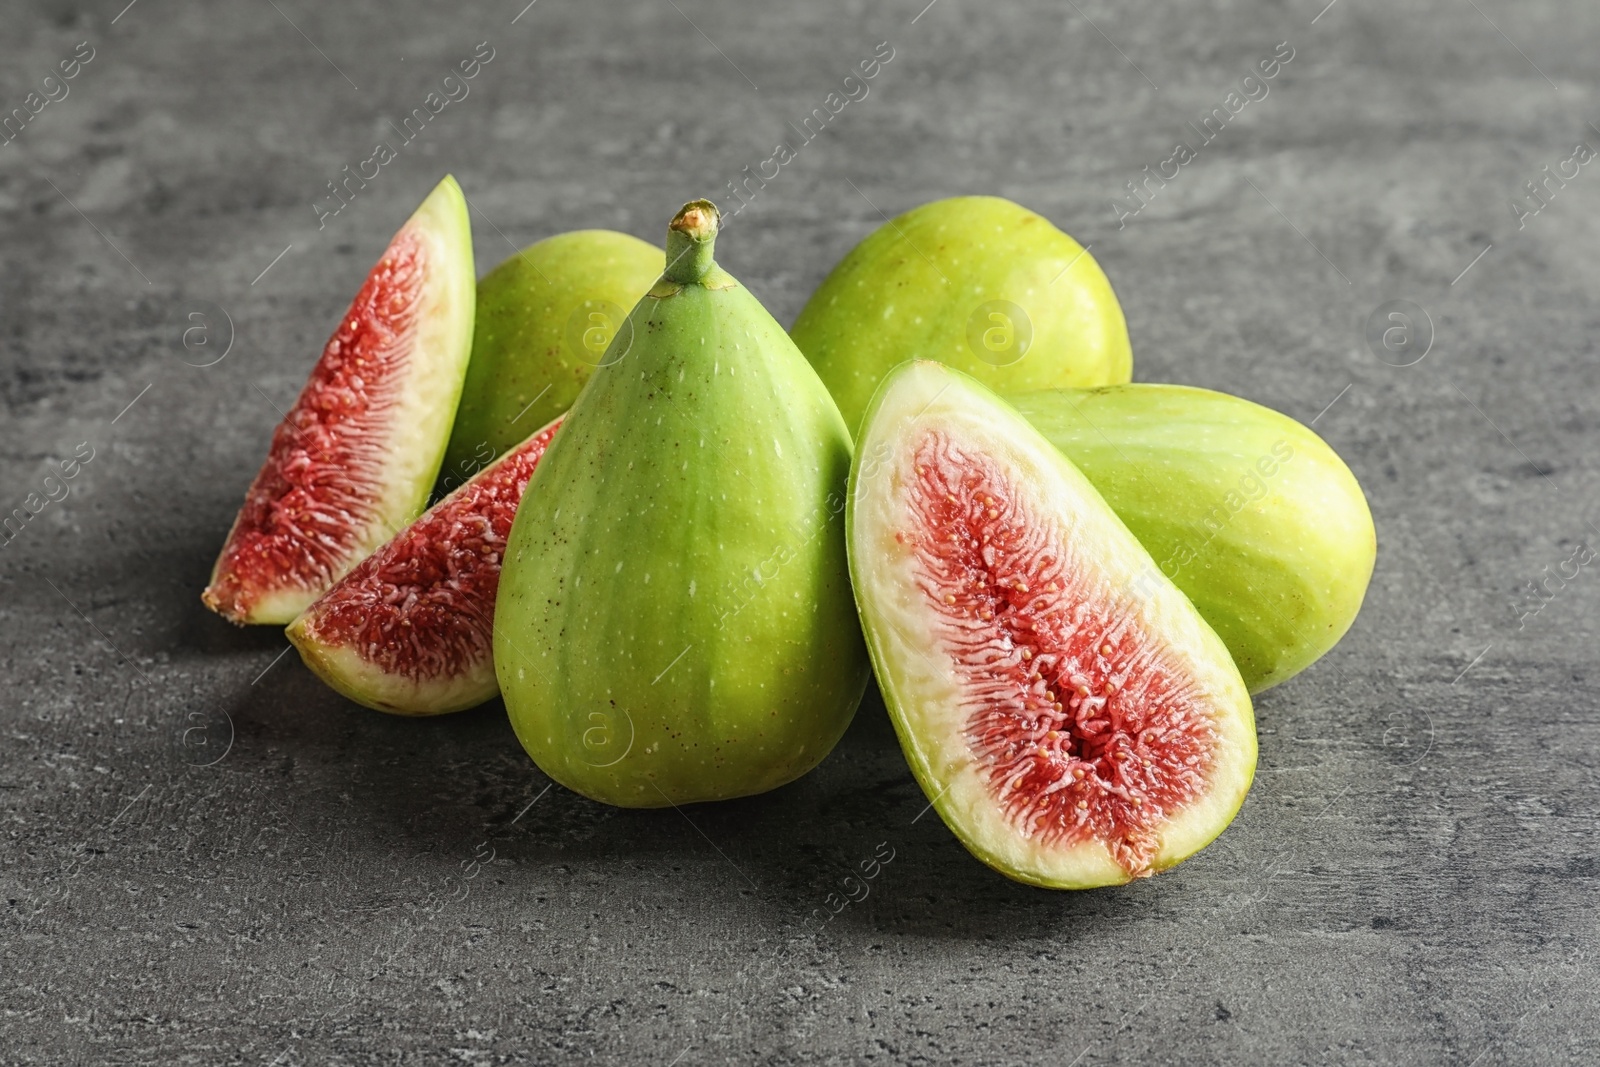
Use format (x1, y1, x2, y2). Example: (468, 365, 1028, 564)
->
(2, 0, 1596, 1062)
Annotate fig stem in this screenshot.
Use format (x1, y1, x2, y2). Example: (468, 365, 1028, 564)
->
(663, 199, 721, 285)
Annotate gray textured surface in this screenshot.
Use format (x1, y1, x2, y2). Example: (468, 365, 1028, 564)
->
(2, 0, 1597, 1063)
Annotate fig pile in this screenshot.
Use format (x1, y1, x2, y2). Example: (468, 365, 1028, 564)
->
(205, 180, 1374, 889)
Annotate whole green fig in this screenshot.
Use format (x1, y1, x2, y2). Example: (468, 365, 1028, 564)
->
(439, 230, 661, 492)
(791, 195, 1132, 434)
(1009, 384, 1376, 693)
(494, 200, 869, 807)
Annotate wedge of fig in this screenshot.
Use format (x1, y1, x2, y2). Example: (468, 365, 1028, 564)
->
(849, 362, 1256, 888)
(1009, 384, 1376, 693)
(204, 176, 475, 624)
(495, 200, 869, 807)
(791, 195, 1132, 434)
(285, 416, 562, 716)
(439, 230, 662, 493)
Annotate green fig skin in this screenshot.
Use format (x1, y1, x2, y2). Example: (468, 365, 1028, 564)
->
(1008, 384, 1376, 694)
(791, 195, 1132, 434)
(494, 201, 870, 808)
(439, 230, 662, 492)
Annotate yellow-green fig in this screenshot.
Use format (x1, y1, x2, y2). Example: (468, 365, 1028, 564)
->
(791, 195, 1132, 434)
(1009, 384, 1376, 693)
(439, 230, 661, 492)
(848, 362, 1255, 888)
(494, 200, 869, 807)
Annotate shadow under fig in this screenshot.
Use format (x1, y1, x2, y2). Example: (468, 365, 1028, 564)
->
(212, 663, 1161, 949)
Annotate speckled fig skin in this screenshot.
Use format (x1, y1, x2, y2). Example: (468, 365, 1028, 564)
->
(494, 200, 869, 808)
(1009, 384, 1376, 694)
(791, 195, 1132, 434)
(439, 230, 661, 493)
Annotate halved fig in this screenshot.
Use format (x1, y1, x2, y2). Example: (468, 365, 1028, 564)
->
(848, 362, 1256, 888)
(203, 176, 476, 625)
(286, 416, 562, 715)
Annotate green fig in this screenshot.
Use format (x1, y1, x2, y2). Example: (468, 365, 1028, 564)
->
(1008, 384, 1376, 693)
(439, 230, 662, 492)
(494, 200, 870, 807)
(848, 362, 1255, 888)
(791, 195, 1132, 434)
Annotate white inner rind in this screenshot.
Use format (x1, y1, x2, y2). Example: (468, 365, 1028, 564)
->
(287, 620, 495, 716)
(358, 176, 477, 573)
(849, 362, 1256, 888)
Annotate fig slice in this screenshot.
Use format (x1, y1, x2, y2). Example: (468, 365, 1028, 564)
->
(286, 416, 563, 715)
(203, 175, 476, 625)
(848, 362, 1256, 888)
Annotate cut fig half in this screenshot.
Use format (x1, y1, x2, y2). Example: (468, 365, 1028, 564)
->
(287, 416, 563, 715)
(203, 175, 476, 625)
(848, 362, 1256, 888)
